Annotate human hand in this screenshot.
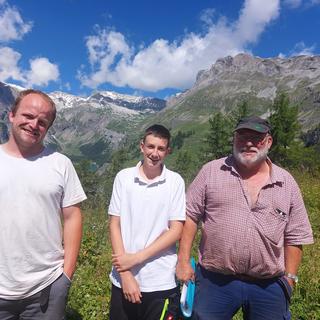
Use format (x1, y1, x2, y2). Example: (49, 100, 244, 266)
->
(120, 271, 142, 304)
(112, 252, 141, 272)
(176, 260, 195, 283)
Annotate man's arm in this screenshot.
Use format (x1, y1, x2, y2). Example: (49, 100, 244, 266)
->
(109, 215, 142, 304)
(112, 220, 184, 272)
(176, 217, 198, 282)
(284, 244, 303, 287)
(62, 204, 83, 280)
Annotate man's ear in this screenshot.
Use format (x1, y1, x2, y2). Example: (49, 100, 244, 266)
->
(8, 111, 14, 124)
(267, 135, 273, 149)
(167, 147, 172, 155)
(140, 140, 144, 153)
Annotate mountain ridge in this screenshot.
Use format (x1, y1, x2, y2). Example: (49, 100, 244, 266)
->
(165, 53, 320, 129)
(1, 53, 320, 165)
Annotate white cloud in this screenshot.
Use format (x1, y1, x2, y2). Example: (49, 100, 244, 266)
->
(285, 0, 320, 8)
(283, 0, 303, 8)
(0, 2, 59, 89)
(25, 57, 60, 87)
(289, 42, 316, 56)
(199, 8, 216, 26)
(0, 46, 24, 81)
(79, 0, 280, 92)
(235, 0, 280, 44)
(0, 47, 60, 86)
(0, 4, 32, 42)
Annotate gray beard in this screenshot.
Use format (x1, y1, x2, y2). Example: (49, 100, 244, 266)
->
(233, 145, 269, 169)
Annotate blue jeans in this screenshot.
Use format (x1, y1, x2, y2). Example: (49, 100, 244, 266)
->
(0, 273, 71, 320)
(192, 265, 292, 320)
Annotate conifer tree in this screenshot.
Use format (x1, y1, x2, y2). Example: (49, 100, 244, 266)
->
(230, 100, 250, 126)
(268, 92, 300, 164)
(203, 111, 232, 161)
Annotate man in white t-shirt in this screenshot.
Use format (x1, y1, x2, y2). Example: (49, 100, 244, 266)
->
(108, 124, 186, 320)
(0, 89, 87, 319)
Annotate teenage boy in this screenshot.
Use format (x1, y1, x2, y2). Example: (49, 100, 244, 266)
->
(108, 124, 186, 320)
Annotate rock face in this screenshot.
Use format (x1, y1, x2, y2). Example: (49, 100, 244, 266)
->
(166, 53, 320, 128)
(0, 82, 22, 143)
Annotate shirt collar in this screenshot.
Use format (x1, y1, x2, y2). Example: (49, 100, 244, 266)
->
(222, 155, 284, 185)
(134, 161, 167, 185)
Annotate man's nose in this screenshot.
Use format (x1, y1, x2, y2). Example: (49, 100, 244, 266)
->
(244, 139, 254, 146)
(29, 118, 39, 129)
(151, 148, 160, 157)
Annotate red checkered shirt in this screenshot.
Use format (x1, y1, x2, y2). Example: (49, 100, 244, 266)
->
(187, 156, 314, 278)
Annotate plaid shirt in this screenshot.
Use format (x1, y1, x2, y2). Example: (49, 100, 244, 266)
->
(187, 156, 314, 278)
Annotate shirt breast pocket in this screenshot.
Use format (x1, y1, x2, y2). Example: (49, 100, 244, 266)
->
(254, 208, 288, 245)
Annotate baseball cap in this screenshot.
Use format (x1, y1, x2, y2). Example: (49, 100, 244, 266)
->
(234, 116, 271, 133)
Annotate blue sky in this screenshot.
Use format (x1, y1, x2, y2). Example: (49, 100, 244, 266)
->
(0, 0, 319, 99)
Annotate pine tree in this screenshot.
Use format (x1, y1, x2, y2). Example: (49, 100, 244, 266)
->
(230, 100, 250, 126)
(268, 92, 300, 164)
(203, 112, 232, 162)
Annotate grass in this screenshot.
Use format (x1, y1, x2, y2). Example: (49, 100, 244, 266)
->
(66, 171, 320, 319)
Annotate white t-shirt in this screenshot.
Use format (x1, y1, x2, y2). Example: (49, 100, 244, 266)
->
(0, 146, 87, 299)
(108, 162, 186, 292)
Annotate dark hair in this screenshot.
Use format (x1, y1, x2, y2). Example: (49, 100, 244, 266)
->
(12, 89, 56, 126)
(143, 124, 171, 147)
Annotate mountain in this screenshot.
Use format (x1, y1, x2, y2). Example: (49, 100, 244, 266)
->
(0, 82, 22, 142)
(0, 83, 166, 164)
(156, 53, 320, 130)
(1, 53, 320, 166)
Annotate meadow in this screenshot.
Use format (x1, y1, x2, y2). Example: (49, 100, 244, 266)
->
(66, 170, 320, 320)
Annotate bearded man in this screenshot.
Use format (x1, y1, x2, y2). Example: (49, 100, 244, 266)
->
(176, 116, 313, 320)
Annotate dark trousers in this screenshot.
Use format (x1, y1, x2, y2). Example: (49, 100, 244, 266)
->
(0, 273, 71, 320)
(109, 284, 180, 320)
(192, 265, 292, 320)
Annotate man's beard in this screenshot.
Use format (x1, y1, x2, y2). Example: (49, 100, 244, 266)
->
(233, 144, 269, 169)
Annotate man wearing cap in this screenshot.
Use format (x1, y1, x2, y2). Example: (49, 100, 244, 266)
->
(176, 116, 314, 319)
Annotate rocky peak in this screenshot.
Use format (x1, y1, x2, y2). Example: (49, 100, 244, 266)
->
(195, 54, 320, 88)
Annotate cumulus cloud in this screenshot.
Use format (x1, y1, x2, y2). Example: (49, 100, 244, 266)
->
(25, 57, 60, 87)
(79, 0, 280, 92)
(0, 46, 60, 86)
(0, 2, 59, 88)
(0, 46, 24, 81)
(0, 3, 32, 42)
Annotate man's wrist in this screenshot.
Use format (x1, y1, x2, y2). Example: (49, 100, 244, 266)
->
(63, 268, 74, 280)
(120, 270, 132, 279)
(285, 272, 299, 286)
(178, 255, 191, 264)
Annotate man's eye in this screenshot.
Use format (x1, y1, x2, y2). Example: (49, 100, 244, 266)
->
(39, 121, 47, 127)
